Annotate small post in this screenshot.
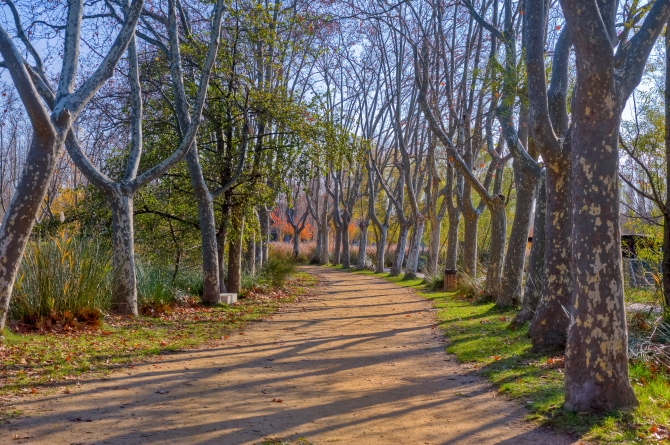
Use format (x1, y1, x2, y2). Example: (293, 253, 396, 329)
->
(444, 269, 457, 292)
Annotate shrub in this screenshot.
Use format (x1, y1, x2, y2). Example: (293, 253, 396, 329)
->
(11, 234, 111, 328)
(425, 269, 445, 291)
(262, 256, 296, 288)
(136, 262, 178, 315)
(454, 266, 487, 300)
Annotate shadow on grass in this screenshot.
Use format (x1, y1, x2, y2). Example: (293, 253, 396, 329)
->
(332, 264, 643, 443)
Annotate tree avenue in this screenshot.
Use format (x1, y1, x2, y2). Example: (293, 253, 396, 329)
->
(3, 0, 670, 429)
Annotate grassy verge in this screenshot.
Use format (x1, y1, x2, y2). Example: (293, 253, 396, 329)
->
(337, 267, 669, 444)
(0, 272, 317, 418)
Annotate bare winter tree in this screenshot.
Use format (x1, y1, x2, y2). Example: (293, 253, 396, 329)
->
(0, 0, 144, 329)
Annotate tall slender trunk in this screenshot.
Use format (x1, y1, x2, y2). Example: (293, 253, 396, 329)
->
(258, 206, 270, 269)
(405, 216, 426, 279)
(292, 230, 300, 259)
(528, 152, 572, 351)
(462, 213, 479, 277)
(375, 224, 388, 273)
(357, 219, 369, 269)
(426, 214, 442, 277)
(185, 150, 220, 303)
(499, 161, 537, 306)
(332, 218, 342, 265)
(514, 175, 546, 325)
(445, 209, 460, 270)
(227, 206, 245, 294)
(341, 214, 351, 268)
(314, 224, 322, 262)
(664, 24, 670, 307)
(390, 223, 410, 276)
(109, 188, 138, 315)
(319, 198, 329, 265)
(246, 237, 256, 275)
(485, 199, 506, 302)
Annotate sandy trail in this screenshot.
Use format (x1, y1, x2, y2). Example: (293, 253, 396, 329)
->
(3, 266, 575, 445)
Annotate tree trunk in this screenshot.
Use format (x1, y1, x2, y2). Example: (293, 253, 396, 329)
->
(375, 224, 388, 273)
(426, 214, 442, 276)
(314, 224, 322, 263)
(185, 150, 220, 303)
(227, 207, 245, 294)
(109, 189, 138, 315)
(258, 205, 270, 268)
(292, 229, 300, 259)
(514, 175, 546, 325)
(390, 223, 409, 276)
(357, 219, 369, 269)
(462, 213, 479, 278)
(319, 224, 329, 265)
(246, 237, 256, 275)
(405, 216, 426, 279)
(664, 24, 670, 307)
(499, 161, 537, 306)
(528, 153, 572, 352)
(564, 92, 636, 411)
(485, 199, 506, 303)
(332, 219, 341, 265)
(341, 214, 351, 268)
(445, 207, 460, 270)
(217, 206, 230, 293)
(0, 133, 59, 329)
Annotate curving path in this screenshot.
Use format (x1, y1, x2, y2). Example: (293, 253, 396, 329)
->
(3, 266, 576, 444)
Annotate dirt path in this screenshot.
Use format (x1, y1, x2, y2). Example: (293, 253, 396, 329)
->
(3, 267, 576, 445)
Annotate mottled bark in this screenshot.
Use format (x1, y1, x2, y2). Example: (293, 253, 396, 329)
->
(227, 207, 245, 294)
(375, 224, 388, 273)
(341, 212, 351, 268)
(357, 219, 369, 269)
(499, 160, 537, 306)
(514, 174, 546, 325)
(483, 199, 506, 301)
(109, 189, 138, 315)
(462, 212, 479, 277)
(427, 214, 442, 275)
(259, 206, 270, 268)
(0, 134, 59, 328)
(553, 0, 669, 410)
(186, 150, 221, 303)
(405, 215, 425, 279)
(390, 223, 410, 276)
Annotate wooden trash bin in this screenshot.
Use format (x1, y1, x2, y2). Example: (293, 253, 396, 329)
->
(444, 269, 457, 291)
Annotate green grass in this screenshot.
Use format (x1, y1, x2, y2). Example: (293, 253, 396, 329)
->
(0, 272, 317, 418)
(345, 267, 670, 444)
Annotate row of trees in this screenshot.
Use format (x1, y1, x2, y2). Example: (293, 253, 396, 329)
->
(0, 0, 669, 414)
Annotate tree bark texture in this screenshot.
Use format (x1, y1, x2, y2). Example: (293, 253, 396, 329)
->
(227, 206, 245, 294)
(514, 174, 546, 325)
(109, 189, 138, 315)
(405, 215, 426, 279)
(357, 219, 369, 269)
(499, 160, 537, 306)
(186, 150, 221, 303)
(390, 223, 409, 276)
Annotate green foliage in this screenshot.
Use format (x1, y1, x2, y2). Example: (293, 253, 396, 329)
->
(10, 234, 112, 326)
(136, 262, 178, 311)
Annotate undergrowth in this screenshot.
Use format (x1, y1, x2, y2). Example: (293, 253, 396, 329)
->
(0, 272, 317, 419)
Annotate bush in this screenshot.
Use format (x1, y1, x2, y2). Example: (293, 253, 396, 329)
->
(11, 234, 111, 328)
(136, 262, 180, 315)
(425, 270, 445, 291)
(262, 256, 296, 288)
(455, 266, 487, 300)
